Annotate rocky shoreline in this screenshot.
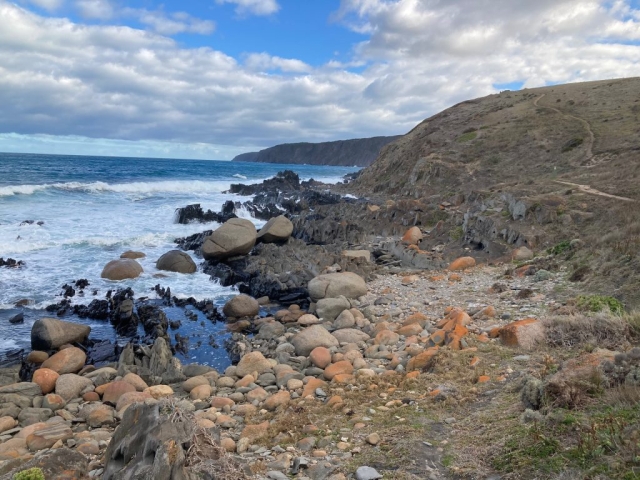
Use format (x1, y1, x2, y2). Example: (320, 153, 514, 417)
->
(0, 171, 637, 480)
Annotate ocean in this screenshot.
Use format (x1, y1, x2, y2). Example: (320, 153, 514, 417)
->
(0, 152, 358, 369)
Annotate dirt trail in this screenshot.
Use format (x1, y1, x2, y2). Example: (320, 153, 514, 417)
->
(534, 94, 636, 203)
(534, 93, 595, 161)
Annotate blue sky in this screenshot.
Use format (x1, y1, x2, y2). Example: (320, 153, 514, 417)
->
(1, 0, 640, 159)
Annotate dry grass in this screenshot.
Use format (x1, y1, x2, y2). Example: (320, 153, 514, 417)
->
(543, 312, 632, 349)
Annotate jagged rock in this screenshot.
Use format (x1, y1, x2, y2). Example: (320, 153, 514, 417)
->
(101, 259, 143, 280)
(103, 401, 224, 480)
(308, 272, 367, 301)
(31, 318, 91, 351)
(156, 250, 197, 274)
(202, 218, 257, 261)
(175, 201, 236, 225)
(256, 215, 293, 243)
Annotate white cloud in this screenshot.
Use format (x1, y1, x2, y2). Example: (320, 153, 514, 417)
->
(131, 9, 215, 35)
(2, 0, 640, 157)
(216, 0, 280, 17)
(76, 0, 113, 19)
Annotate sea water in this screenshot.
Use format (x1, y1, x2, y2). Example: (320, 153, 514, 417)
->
(0, 153, 358, 368)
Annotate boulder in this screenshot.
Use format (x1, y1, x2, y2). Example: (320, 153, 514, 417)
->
(26, 421, 72, 451)
(121, 250, 146, 259)
(32, 368, 59, 394)
(342, 250, 371, 262)
(55, 373, 94, 401)
(0, 447, 88, 480)
(402, 226, 423, 245)
(291, 325, 339, 356)
(308, 272, 367, 301)
(448, 256, 476, 271)
(31, 318, 91, 351)
(41, 346, 86, 374)
(324, 361, 354, 381)
(499, 318, 545, 350)
(334, 309, 356, 329)
(315, 296, 351, 322)
(236, 351, 271, 377)
(115, 391, 152, 412)
(512, 246, 534, 261)
(202, 218, 257, 261)
(79, 403, 116, 428)
(309, 347, 332, 369)
(102, 381, 136, 405)
(101, 258, 143, 280)
(332, 328, 371, 344)
(257, 215, 293, 243)
(156, 250, 197, 274)
(223, 294, 260, 318)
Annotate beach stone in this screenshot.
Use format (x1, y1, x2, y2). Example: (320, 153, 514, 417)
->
(101, 258, 143, 280)
(316, 297, 351, 322)
(236, 351, 271, 377)
(356, 466, 383, 480)
(156, 250, 197, 274)
(0, 382, 41, 399)
(42, 393, 65, 411)
(332, 328, 370, 344)
(257, 215, 293, 243)
(246, 387, 269, 403)
(512, 246, 534, 261)
(83, 391, 100, 402)
(121, 250, 146, 259)
(0, 437, 28, 460)
(32, 368, 59, 394)
(55, 373, 94, 401)
(310, 347, 332, 369)
(308, 272, 367, 301)
(144, 385, 173, 399)
(18, 407, 52, 426)
(500, 318, 545, 350)
(291, 325, 340, 356)
(26, 421, 73, 451)
(41, 346, 86, 374)
(0, 416, 16, 434)
(334, 309, 356, 329)
(182, 376, 209, 393)
(257, 321, 285, 339)
(264, 391, 290, 411)
(402, 226, 423, 245)
(220, 437, 236, 452)
(115, 391, 152, 412)
(26, 351, 49, 364)
(324, 361, 354, 381)
(298, 314, 321, 326)
(342, 250, 371, 262)
(223, 294, 260, 318)
(102, 381, 136, 405)
(202, 218, 257, 261)
(375, 330, 400, 346)
(122, 372, 148, 391)
(448, 256, 476, 271)
(31, 318, 91, 351)
(190, 384, 211, 400)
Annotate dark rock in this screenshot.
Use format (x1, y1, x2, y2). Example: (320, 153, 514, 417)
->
(8, 313, 23, 324)
(103, 401, 225, 480)
(0, 258, 25, 268)
(31, 318, 91, 350)
(174, 201, 237, 225)
(73, 299, 109, 320)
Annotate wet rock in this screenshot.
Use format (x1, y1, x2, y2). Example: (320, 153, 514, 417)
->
(101, 259, 143, 280)
(8, 313, 23, 324)
(121, 250, 146, 259)
(175, 201, 236, 225)
(156, 250, 197, 274)
(202, 218, 257, 261)
(257, 215, 294, 243)
(31, 318, 91, 351)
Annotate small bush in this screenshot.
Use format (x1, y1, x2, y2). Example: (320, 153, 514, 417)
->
(13, 469, 45, 480)
(456, 132, 477, 143)
(547, 240, 572, 256)
(543, 313, 630, 349)
(561, 137, 584, 152)
(577, 295, 624, 315)
(449, 226, 464, 241)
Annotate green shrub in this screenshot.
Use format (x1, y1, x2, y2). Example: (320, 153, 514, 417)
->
(456, 132, 477, 143)
(13, 468, 45, 480)
(547, 240, 571, 255)
(561, 137, 583, 152)
(449, 226, 464, 241)
(577, 295, 624, 315)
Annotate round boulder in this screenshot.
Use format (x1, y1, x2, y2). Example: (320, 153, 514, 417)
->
(202, 218, 257, 261)
(156, 250, 197, 274)
(101, 259, 143, 280)
(291, 325, 340, 356)
(32, 368, 59, 394)
(223, 294, 260, 318)
(120, 251, 146, 259)
(31, 318, 91, 351)
(41, 347, 86, 374)
(402, 226, 423, 245)
(236, 351, 271, 377)
(512, 246, 534, 261)
(256, 215, 293, 243)
(308, 272, 367, 301)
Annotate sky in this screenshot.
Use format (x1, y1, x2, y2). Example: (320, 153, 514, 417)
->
(1, 0, 640, 160)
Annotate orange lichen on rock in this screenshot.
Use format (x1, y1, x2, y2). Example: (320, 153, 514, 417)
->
(500, 318, 545, 350)
(448, 256, 476, 271)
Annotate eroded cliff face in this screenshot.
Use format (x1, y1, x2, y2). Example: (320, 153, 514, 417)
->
(232, 136, 401, 167)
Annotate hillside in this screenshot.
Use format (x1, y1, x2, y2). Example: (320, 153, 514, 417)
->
(232, 136, 401, 167)
(346, 77, 640, 307)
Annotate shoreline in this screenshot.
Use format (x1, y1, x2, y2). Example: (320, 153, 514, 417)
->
(0, 170, 637, 479)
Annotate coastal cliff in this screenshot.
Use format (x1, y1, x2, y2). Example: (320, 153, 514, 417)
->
(232, 136, 401, 167)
